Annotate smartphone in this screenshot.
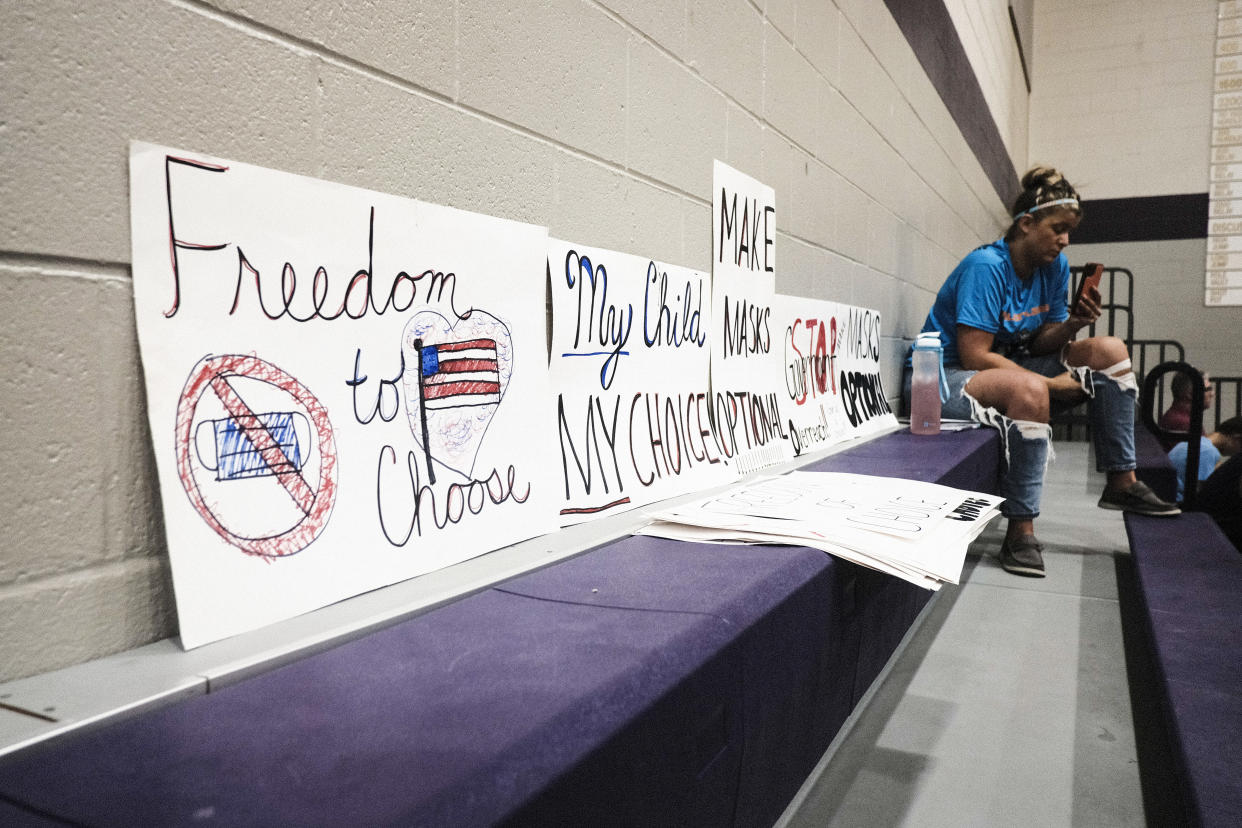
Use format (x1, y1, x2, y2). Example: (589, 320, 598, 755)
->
(1072, 262, 1103, 315)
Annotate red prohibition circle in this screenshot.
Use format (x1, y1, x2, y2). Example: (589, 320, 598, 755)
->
(175, 354, 338, 558)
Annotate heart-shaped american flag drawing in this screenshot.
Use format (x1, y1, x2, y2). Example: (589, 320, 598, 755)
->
(401, 309, 513, 481)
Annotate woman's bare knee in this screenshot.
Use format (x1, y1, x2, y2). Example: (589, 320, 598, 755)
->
(965, 370, 1049, 422)
(1066, 335, 1129, 370)
(1006, 374, 1050, 421)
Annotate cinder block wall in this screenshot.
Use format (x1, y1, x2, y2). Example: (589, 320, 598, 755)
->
(1031, 0, 1240, 376)
(0, 0, 1021, 681)
(945, 0, 1030, 162)
(1031, 0, 1213, 199)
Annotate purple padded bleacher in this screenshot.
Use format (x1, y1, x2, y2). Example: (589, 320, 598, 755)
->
(0, 545, 831, 827)
(0, 428, 998, 826)
(1125, 512, 1242, 828)
(802, 427, 998, 492)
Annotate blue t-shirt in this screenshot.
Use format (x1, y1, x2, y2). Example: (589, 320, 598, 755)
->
(1168, 436, 1221, 500)
(916, 239, 1071, 366)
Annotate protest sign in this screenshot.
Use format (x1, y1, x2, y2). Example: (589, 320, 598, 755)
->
(548, 239, 733, 522)
(710, 161, 792, 472)
(130, 142, 558, 647)
(773, 294, 898, 456)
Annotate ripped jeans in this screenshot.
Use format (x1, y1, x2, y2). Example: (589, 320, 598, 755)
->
(903, 352, 1138, 520)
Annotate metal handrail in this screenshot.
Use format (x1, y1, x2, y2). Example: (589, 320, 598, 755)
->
(1140, 361, 1206, 510)
(1209, 376, 1242, 431)
(1131, 339, 1186, 419)
(1070, 264, 1134, 345)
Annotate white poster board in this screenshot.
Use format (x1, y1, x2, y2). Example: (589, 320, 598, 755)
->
(548, 238, 733, 522)
(129, 142, 559, 648)
(772, 294, 899, 456)
(710, 160, 792, 471)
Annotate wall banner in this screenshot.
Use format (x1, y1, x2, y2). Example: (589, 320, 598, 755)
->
(1210, 1, 1242, 305)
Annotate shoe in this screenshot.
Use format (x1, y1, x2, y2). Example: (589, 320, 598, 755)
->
(1097, 481, 1181, 516)
(999, 534, 1045, 577)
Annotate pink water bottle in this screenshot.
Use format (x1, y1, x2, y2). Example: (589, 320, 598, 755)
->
(910, 332, 945, 435)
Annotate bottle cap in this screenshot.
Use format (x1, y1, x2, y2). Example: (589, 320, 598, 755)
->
(914, 331, 942, 349)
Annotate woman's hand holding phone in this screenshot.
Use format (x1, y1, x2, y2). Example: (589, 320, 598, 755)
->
(1070, 263, 1104, 324)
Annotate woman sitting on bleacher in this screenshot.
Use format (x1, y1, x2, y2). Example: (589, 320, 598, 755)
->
(906, 166, 1180, 579)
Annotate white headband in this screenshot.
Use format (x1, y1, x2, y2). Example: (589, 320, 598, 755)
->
(1012, 197, 1079, 221)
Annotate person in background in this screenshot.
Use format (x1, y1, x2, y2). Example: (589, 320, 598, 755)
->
(1158, 369, 1214, 449)
(906, 166, 1180, 579)
(1198, 452, 1242, 552)
(1168, 416, 1242, 501)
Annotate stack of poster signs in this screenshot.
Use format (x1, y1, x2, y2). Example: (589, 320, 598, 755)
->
(638, 472, 1003, 589)
(129, 145, 905, 648)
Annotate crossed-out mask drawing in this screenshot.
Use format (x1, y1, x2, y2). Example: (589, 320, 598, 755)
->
(175, 353, 338, 560)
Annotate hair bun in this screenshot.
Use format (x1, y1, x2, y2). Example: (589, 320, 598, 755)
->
(1021, 165, 1064, 191)
(1009, 165, 1080, 224)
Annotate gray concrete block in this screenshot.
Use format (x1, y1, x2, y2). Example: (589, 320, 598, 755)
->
(764, 0, 797, 43)
(203, 0, 458, 100)
(836, 0, 918, 96)
(900, 286, 936, 339)
(727, 104, 768, 200)
(0, 266, 162, 586)
(837, 20, 900, 144)
(550, 153, 631, 255)
(550, 153, 682, 268)
(833, 180, 873, 264)
(776, 235, 822, 300)
(866, 201, 902, 276)
(626, 177, 690, 270)
(0, 0, 320, 263)
(457, 0, 629, 167)
(0, 557, 175, 683)
(315, 64, 558, 228)
(791, 158, 838, 251)
(852, 266, 896, 327)
(900, 223, 946, 295)
(894, 137, 950, 237)
(681, 197, 712, 272)
(685, 0, 765, 116)
(763, 27, 833, 164)
(894, 178, 933, 247)
(793, 1, 840, 86)
(764, 134, 807, 246)
(821, 249, 860, 306)
(599, 0, 688, 58)
(817, 88, 877, 188)
(627, 39, 728, 197)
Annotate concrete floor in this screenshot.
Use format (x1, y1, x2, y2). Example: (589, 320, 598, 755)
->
(779, 441, 1160, 827)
